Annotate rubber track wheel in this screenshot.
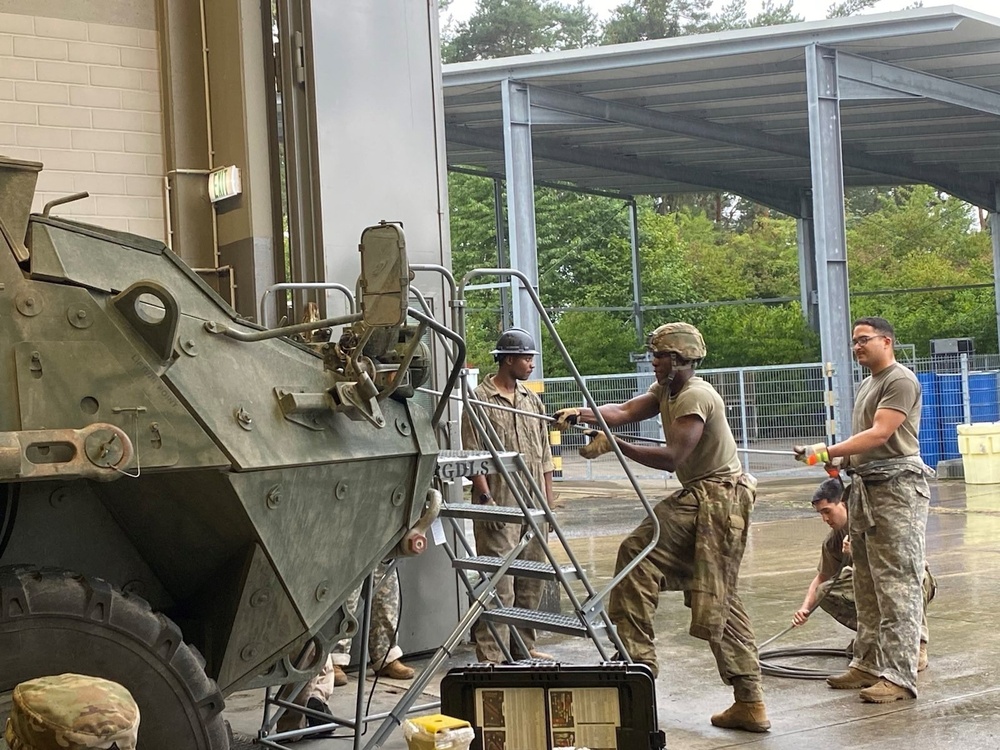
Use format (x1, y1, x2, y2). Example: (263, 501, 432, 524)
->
(0, 566, 230, 750)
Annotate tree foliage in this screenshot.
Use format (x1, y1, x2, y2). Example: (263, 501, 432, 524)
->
(443, 0, 597, 62)
(449, 174, 995, 374)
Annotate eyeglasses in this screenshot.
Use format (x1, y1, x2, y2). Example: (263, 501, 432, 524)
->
(852, 334, 885, 347)
(649, 350, 674, 360)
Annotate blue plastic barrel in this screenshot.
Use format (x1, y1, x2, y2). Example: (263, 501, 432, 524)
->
(916, 372, 940, 469)
(938, 373, 962, 460)
(969, 372, 1000, 424)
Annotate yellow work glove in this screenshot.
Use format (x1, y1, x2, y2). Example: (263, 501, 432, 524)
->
(551, 408, 581, 431)
(793, 442, 830, 466)
(579, 429, 613, 460)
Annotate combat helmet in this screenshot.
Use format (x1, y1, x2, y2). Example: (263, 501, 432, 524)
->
(648, 322, 706, 363)
(491, 328, 539, 360)
(5, 673, 140, 750)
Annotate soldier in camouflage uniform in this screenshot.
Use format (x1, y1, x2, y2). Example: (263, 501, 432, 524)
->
(462, 328, 555, 663)
(791, 477, 936, 672)
(553, 322, 769, 734)
(794, 316, 932, 703)
(5, 673, 139, 750)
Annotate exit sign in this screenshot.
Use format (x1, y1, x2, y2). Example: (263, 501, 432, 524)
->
(208, 165, 242, 203)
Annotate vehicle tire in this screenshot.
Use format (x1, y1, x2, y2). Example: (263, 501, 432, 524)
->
(0, 566, 230, 750)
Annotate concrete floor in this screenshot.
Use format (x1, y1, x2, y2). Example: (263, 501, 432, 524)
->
(228, 476, 1000, 750)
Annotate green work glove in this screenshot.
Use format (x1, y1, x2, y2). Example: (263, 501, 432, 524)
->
(793, 442, 830, 466)
(579, 429, 613, 460)
(551, 408, 581, 431)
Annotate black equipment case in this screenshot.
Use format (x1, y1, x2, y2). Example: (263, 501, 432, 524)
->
(440, 663, 665, 750)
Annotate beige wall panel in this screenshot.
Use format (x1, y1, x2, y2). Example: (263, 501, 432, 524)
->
(0, 2, 166, 242)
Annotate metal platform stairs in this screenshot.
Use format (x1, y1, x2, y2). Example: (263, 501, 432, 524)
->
(256, 267, 659, 749)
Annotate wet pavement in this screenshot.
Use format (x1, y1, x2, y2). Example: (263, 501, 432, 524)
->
(227, 476, 1000, 749)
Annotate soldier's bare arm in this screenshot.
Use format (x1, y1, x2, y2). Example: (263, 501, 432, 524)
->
(574, 392, 660, 428)
(613, 414, 704, 472)
(827, 407, 907, 459)
(793, 572, 829, 626)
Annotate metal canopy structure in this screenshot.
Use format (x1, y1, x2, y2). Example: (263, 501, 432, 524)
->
(442, 6, 1000, 439)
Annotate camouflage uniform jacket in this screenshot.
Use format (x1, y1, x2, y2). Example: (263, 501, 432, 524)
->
(461, 375, 554, 504)
(685, 474, 756, 643)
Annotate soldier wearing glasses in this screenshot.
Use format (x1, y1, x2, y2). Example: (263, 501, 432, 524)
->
(553, 322, 768, 734)
(793, 316, 931, 704)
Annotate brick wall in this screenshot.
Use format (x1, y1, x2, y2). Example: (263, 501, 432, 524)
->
(0, 11, 165, 241)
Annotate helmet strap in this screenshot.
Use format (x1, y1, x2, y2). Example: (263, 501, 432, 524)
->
(665, 353, 696, 388)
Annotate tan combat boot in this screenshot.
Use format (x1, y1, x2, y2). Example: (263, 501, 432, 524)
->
(918, 642, 928, 672)
(860, 679, 914, 703)
(710, 701, 771, 733)
(376, 659, 415, 680)
(826, 667, 879, 690)
(333, 665, 349, 687)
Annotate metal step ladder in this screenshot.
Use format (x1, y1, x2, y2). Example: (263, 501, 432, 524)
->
(433, 444, 620, 660)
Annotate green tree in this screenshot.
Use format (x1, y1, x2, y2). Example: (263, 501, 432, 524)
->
(443, 0, 597, 63)
(826, 0, 877, 18)
(846, 185, 994, 354)
(601, 0, 713, 43)
(698, 0, 801, 32)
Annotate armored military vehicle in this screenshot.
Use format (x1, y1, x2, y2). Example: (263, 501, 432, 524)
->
(0, 156, 444, 749)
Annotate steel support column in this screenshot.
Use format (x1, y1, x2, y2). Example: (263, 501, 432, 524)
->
(992, 184, 1000, 350)
(493, 177, 511, 329)
(501, 80, 543, 377)
(628, 199, 644, 346)
(796, 191, 819, 333)
(806, 45, 853, 440)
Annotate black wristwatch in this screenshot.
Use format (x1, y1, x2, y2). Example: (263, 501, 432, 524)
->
(478, 492, 493, 505)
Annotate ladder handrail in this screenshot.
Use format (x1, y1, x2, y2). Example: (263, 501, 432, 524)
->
(458, 268, 661, 607)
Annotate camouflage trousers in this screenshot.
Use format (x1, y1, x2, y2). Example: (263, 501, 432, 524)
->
(607, 489, 763, 702)
(473, 518, 547, 662)
(306, 562, 401, 703)
(818, 564, 936, 642)
(849, 472, 930, 696)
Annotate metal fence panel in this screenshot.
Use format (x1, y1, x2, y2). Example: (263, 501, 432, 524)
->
(544, 353, 1000, 482)
(543, 362, 828, 481)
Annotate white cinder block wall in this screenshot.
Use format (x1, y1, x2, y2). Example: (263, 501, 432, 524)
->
(0, 9, 165, 241)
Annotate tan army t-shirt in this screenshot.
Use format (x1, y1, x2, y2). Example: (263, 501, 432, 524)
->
(648, 376, 741, 485)
(850, 362, 921, 465)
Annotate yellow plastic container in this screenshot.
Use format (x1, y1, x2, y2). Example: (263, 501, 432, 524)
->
(402, 714, 475, 750)
(956, 423, 1000, 484)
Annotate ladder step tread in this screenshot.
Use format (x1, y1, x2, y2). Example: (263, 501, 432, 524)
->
(453, 556, 580, 581)
(481, 607, 607, 637)
(440, 502, 545, 522)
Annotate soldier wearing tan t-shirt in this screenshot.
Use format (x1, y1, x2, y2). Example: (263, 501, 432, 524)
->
(793, 316, 931, 704)
(552, 322, 769, 734)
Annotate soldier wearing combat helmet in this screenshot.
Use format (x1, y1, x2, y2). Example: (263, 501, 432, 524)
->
(552, 322, 770, 733)
(461, 328, 556, 663)
(5, 673, 140, 750)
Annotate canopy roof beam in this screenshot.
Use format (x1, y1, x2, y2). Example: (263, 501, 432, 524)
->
(447, 124, 802, 216)
(523, 81, 993, 208)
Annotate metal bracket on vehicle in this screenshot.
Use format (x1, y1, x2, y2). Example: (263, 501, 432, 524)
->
(329, 375, 386, 428)
(274, 388, 334, 432)
(0, 423, 135, 482)
(112, 281, 180, 363)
